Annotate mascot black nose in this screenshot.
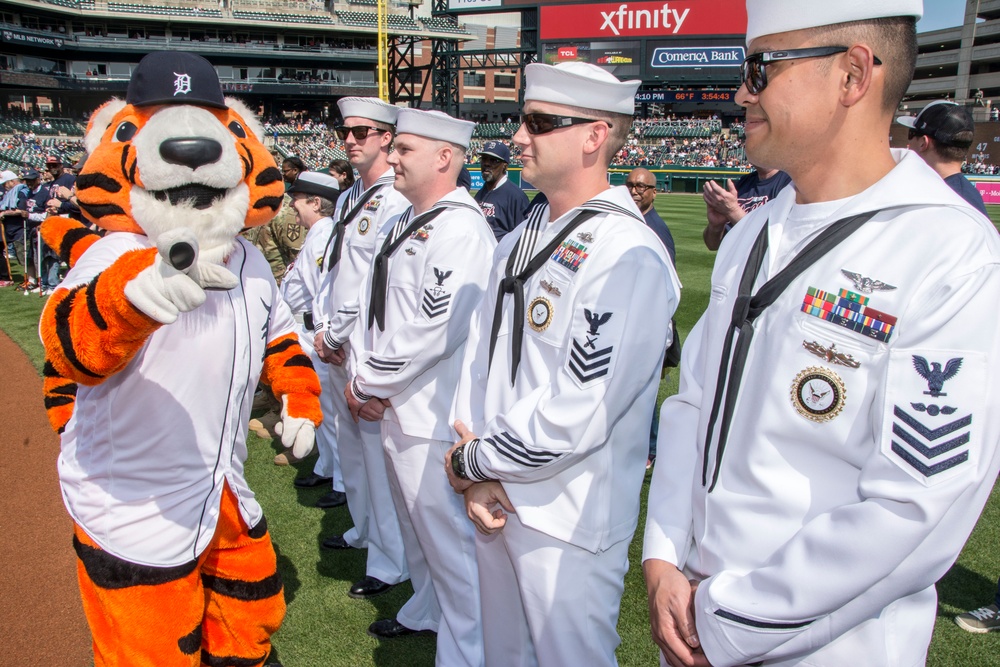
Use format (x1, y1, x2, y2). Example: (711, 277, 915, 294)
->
(159, 137, 223, 169)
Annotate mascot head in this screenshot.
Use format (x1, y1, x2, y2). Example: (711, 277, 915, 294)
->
(77, 51, 284, 264)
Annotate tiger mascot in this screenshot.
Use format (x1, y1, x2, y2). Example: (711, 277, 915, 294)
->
(39, 51, 320, 667)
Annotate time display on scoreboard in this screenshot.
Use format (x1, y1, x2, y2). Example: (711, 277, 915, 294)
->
(635, 90, 737, 103)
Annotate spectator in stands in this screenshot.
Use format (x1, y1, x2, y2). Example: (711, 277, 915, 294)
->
(473, 140, 528, 240)
(702, 164, 791, 250)
(899, 101, 988, 216)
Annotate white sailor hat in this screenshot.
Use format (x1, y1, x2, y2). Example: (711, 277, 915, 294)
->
(337, 97, 399, 126)
(524, 62, 639, 116)
(0, 170, 17, 184)
(395, 108, 476, 149)
(745, 0, 923, 46)
(286, 171, 340, 201)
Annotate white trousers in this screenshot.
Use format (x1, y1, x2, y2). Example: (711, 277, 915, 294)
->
(296, 330, 342, 491)
(327, 362, 367, 548)
(382, 419, 483, 665)
(476, 512, 631, 667)
(352, 400, 408, 586)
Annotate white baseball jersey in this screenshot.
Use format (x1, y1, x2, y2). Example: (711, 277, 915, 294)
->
(453, 185, 680, 552)
(351, 186, 496, 441)
(313, 168, 409, 347)
(644, 150, 1000, 666)
(57, 233, 297, 567)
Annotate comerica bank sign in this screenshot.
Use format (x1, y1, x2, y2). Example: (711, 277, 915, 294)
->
(650, 47, 745, 68)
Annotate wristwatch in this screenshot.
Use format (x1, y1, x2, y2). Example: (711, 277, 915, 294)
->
(451, 443, 469, 480)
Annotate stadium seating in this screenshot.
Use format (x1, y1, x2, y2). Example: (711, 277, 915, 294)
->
(233, 9, 333, 24)
(107, 2, 223, 17)
(335, 11, 420, 32)
(421, 16, 471, 35)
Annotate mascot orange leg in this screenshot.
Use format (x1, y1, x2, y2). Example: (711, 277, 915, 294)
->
(73, 484, 285, 667)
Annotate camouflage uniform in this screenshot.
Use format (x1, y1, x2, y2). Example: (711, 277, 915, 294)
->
(242, 199, 305, 285)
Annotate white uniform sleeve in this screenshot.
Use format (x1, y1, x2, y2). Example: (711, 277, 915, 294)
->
(693, 262, 1000, 667)
(465, 243, 676, 483)
(352, 228, 494, 401)
(642, 313, 710, 568)
(451, 254, 504, 435)
(279, 227, 323, 316)
(320, 193, 409, 347)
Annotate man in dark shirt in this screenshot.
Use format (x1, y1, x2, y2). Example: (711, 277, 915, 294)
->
(702, 165, 791, 250)
(626, 167, 675, 263)
(473, 140, 528, 240)
(898, 101, 988, 216)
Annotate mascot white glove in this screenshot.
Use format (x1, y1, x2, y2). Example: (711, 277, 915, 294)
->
(124, 228, 238, 324)
(274, 394, 316, 459)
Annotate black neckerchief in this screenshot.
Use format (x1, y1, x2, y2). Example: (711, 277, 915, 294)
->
(488, 208, 599, 384)
(702, 209, 879, 492)
(324, 182, 387, 271)
(367, 206, 448, 332)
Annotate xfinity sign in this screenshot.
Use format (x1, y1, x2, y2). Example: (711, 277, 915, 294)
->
(651, 47, 745, 68)
(540, 1, 746, 40)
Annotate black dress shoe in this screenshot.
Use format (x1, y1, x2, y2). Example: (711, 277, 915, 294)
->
(293, 473, 333, 489)
(367, 618, 436, 640)
(315, 490, 347, 508)
(321, 534, 355, 550)
(348, 576, 396, 599)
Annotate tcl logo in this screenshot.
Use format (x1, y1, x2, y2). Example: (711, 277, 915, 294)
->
(558, 47, 578, 58)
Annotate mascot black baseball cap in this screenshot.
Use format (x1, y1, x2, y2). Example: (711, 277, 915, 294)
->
(127, 51, 227, 110)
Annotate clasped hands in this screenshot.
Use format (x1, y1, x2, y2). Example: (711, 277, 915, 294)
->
(444, 420, 515, 536)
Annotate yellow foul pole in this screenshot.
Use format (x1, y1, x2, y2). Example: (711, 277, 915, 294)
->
(377, 0, 388, 101)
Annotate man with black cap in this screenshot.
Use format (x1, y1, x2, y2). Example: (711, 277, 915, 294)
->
(311, 97, 412, 606)
(275, 171, 347, 509)
(899, 100, 988, 215)
(644, 2, 1000, 666)
(447, 61, 679, 666)
(473, 139, 528, 240)
(346, 108, 495, 662)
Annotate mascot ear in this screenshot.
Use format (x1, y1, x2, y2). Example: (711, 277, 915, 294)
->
(224, 97, 266, 141)
(84, 99, 128, 154)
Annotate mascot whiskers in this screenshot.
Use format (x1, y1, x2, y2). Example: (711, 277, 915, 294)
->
(39, 52, 320, 667)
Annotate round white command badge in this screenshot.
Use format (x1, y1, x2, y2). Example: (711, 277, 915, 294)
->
(791, 366, 846, 422)
(528, 296, 553, 332)
(358, 216, 371, 235)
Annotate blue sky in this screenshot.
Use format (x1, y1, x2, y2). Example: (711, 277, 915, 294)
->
(918, 0, 965, 32)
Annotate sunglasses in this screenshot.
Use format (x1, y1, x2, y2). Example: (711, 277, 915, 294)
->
(335, 125, 386, 141)
(520, 113, 611, 136)
(907, 129, 924, 140)
(625, 182, 655, 194)
(741, 46, 882, 95)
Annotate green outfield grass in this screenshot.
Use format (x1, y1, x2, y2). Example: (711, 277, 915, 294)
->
(3, 194, 1000, 666)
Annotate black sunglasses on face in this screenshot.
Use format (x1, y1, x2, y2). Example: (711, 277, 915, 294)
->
(335, 125, 384, 141)
(520, 113, 611, 136)
(907, 129, 924, 140)
(741, 46, 882, 95)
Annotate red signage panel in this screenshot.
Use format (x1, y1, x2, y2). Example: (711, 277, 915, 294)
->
(540, 1, 747, 40)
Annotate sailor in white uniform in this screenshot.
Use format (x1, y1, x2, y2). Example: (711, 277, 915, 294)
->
(347, 108, 495, 662)
(311, 98, 412, 599)
(276, 172, 344, 502)
(448, 63, 680, 667)
(644, 3, 1000, 666)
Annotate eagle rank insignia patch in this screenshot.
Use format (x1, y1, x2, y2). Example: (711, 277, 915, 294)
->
(881, 348, 983, 485)
(791, 366, 846, 422)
